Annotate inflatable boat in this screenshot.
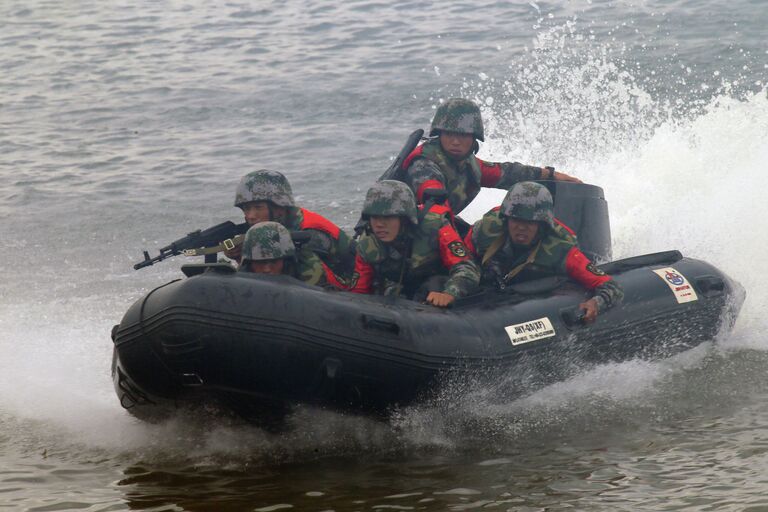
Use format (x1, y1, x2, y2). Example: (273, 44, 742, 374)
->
(111, 182, 744, 425)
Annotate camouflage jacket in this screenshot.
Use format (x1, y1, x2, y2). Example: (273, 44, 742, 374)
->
(349, 204, 480, 298)
(402, 139, 543, 214)
(465, 208, 623, 312)
(289, 245, 345, 288)
(281, 207, 355, 281)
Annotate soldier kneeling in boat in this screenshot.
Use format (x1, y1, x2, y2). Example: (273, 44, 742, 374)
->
(465, 181, 623, 323)
(227, 169, 355, 282)
(240, 221, 344, 288)
(349, 180, 480, 308)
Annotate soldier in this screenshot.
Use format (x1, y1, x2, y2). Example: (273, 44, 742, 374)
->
(227, 169, 355, 280)
(240, 221, 343, 288)
(465, 182, 623, 323)
(349, 180, 480, 308)
(402, 98, 581, 226)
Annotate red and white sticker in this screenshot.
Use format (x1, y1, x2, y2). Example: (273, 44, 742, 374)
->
(505, 317, 556, 346)
(653, 267, 698, 304)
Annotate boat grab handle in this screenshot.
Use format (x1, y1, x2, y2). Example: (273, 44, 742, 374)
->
(361, 314, 400, 335)
(695, 276, 725, 297)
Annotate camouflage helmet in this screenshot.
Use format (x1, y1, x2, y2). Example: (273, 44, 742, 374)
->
(241, 221, 295, 262)
(361, 180, 418, 225)
(234, 169, 295, 208)
(429, 98, 485, 141)
(500, 182, 555, 230)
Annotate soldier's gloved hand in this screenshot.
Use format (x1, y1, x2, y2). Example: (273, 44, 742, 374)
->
(426, 291, 455, 308)
(224, 245, 242, 262)
(578, 298, 599, 323)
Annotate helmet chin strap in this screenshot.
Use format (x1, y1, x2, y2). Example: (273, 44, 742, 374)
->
(394, 218, 414, 244)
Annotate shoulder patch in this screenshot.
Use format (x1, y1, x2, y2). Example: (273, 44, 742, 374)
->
(448, 240, 468, 258)
(587, 263, 606, 276)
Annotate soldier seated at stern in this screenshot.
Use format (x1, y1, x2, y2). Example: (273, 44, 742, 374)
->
(227, 169, 355, 281)
(240, 221, 344, 289)
(464, 181, 623, 323)
(348, 180, 480, 308)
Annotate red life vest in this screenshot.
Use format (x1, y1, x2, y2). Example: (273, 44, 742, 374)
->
(298, 208, 341, 240)
(402, 143, 426, 170)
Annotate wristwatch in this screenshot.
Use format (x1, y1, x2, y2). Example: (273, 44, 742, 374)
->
(545, 166, 556, 180)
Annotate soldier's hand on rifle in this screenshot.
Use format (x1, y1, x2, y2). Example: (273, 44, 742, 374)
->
(481, 261, 505, 290)
(426, 291, 455, 308)
(224, 245, 242, 262)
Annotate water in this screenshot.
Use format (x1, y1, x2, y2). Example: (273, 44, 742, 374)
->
(1, 0, 767, 509)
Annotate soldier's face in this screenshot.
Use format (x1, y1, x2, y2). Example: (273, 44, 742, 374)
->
(248, 258, 285, 275)
(370, 215, 402, 242)
(507, 218, 540, 246)
(439, 131, 474, 159)
(241, 201, 272, 225)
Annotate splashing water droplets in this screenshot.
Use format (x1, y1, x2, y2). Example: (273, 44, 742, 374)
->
(458, 20, 767, 349)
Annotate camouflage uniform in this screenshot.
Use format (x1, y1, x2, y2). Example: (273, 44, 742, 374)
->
(350, 181, 480, 299)
(465, 182, 623, 313)
(241, 221, 336, 287)
(402, 98, 545, 214)
(234, 169, 354, 279)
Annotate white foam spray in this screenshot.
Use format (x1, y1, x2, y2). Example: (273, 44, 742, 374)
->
(409, 27, 768, 447)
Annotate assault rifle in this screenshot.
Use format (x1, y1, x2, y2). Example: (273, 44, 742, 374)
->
(376, 128, 424, 183)
(354, 128, 424, 236)
(134, 220, 249, 270)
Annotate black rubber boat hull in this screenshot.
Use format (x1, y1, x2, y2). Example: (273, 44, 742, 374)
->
(111, 250, 744, 424)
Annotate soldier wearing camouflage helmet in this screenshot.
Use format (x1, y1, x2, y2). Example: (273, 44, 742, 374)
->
(240, 221, 344, 288)
(228, 169, 355, 282)
(500, 180, 555, 229)
(401, 98, 582, 231)
(464, 182, 623, 323)
(349, 180, 479, 307)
